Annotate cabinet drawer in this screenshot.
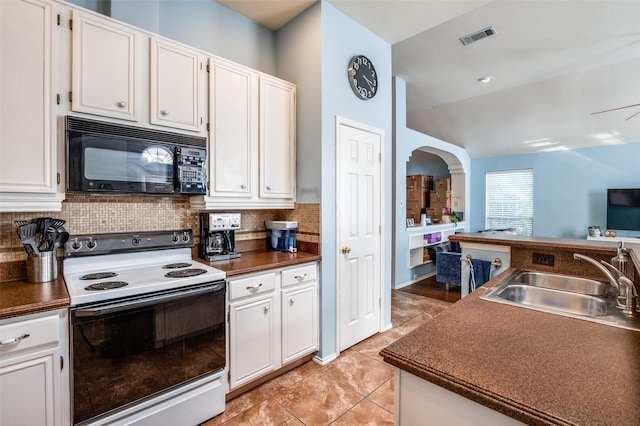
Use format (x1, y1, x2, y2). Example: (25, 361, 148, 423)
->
(281, 263, 317, 287)
(228, 272, 275, 301)
(0, 314, 59, 356)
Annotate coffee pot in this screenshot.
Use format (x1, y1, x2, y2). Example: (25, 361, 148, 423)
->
(199, 213, 241, 261)
(206, 232, 226, 255)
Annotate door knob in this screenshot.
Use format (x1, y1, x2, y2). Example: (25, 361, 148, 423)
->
(342, 246, 351, 254)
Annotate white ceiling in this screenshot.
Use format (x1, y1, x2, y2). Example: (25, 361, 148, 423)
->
(216, 0, 640, 158)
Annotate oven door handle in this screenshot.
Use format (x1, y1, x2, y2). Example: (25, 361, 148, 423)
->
(73, 282, 225, 317)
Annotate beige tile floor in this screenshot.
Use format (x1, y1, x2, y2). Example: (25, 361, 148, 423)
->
(202, 290, 453, 425)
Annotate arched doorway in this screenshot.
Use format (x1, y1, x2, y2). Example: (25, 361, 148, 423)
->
(406, 146, 467, 225)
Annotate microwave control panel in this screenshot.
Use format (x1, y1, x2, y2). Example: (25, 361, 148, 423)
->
(176, 146, 206, 194)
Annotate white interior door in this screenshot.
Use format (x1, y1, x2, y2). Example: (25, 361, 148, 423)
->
(337, 118, 383, 351)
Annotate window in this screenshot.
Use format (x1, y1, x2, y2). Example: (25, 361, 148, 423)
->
(485, 169, 533, 236)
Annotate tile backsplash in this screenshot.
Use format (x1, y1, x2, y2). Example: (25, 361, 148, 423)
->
(1, 193, 320, 264)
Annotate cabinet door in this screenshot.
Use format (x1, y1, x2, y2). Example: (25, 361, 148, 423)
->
(281, 283, 318, 364)
(209, 58, 257, 197)
(229, 295, 277, 389)
(0, 0, 56, 195)
(0, 349, 60, 426)
(150, 38, 201, 131)
(259, 76, 296, 199)
(71, 9, 138, 121)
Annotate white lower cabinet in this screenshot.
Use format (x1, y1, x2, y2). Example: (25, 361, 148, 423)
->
(281, 263, 318, 365)
(281, 284, 317, 364)
(228, 272, 278, 389)
(0, 309, 69, 426)
(227, 262, 318, 391)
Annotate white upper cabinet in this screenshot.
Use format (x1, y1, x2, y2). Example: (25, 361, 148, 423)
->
(150, 37, 204, 132)
(71, 9, 138, 121)
(208, 58, 257, 198)
(0, 0, 64, 211)
(259, 76, 296, 200)
(192, 62, 296, 210)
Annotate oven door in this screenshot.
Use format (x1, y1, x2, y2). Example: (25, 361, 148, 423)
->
(70, 281, 226, 425)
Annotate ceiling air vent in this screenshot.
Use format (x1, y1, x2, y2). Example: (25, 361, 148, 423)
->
(459, 26, 496, 46)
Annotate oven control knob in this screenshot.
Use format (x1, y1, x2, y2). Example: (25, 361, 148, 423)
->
(132, 236, 142, 246)
(182, 233, 190, 243)
(171, 233, 180, 243)
(71, 238, 82, 251)
(86, 238, 97, 250)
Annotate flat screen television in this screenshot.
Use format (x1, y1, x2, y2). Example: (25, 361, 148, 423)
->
(607, 188, 640, 232)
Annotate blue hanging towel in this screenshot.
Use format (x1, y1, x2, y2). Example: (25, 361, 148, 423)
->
(469, 259, 492, 293)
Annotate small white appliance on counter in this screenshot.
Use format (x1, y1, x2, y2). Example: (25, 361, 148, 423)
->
(199, 213, 241, 261)
(265, 221, 298, 252)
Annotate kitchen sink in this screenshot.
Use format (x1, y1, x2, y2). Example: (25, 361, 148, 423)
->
(480, 270, 640, 331)
(494, 284, 608, 317)
(510, 271, 610, 296)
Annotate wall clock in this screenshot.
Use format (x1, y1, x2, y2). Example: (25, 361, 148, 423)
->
(347, 55, 378, 100)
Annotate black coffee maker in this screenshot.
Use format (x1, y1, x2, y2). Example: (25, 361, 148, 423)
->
(199, 213, 241, 261)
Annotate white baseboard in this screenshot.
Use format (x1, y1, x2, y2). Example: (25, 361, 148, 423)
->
(313, 352, 338, 366)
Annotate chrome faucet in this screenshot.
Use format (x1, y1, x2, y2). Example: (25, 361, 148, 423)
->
(573, 253, 638, 317)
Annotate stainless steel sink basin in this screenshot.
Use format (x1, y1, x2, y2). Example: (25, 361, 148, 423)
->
(480, 270, 640, 331)
(510, 271, 610, 296)
(495, 284, 608, 317)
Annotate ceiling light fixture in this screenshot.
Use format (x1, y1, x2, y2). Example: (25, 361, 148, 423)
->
(478, 76, 493, 83)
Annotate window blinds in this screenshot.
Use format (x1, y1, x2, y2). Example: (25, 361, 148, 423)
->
(485, 169, 533, 236)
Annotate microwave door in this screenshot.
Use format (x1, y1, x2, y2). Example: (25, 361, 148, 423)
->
(71, 136, 175, 194)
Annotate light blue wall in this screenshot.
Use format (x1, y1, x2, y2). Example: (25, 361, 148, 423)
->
(470, 143, 640, 238)
(317, 3, 393, 358)
(158, 0, 277, 74)
(276, 5, 322, 203)
(393, 78, 471, 287)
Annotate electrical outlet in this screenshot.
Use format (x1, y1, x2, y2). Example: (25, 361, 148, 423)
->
(532, 253, 555, 266)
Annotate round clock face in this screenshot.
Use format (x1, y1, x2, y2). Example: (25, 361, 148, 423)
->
(348, 55, 378, 100)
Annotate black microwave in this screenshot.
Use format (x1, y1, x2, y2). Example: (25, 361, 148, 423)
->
(66, 116, 207, 195)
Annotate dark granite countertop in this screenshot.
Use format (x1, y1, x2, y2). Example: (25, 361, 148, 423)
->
(449, 232, 625, 253)
(381, 267, 640, 425)
(196, 249, 321, 277)
(0, 275, 70, 321)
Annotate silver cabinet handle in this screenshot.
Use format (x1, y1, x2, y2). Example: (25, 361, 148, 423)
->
(117, 101, 127, 108)
(264, 305, 270, 313)
(246, 283, 263, 291)
(266, 185, 271, 191)
(160, 109, 169, 116)
(0, 333, 30, 346)
(294, 274, 307, 280)
(240, 184, 247, 190)
(290, 298, 295, 304)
